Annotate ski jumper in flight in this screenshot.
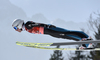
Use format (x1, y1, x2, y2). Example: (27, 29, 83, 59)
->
(12, 19, 94, 49)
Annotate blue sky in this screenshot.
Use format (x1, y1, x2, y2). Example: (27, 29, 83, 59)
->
(9, 0, 100, 22)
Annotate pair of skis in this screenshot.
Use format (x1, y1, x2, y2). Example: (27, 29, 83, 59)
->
(16, 40, 100, 51)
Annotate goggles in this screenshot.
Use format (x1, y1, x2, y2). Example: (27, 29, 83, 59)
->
(14, 27, 17, 30)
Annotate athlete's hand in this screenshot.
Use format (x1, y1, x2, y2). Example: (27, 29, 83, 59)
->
(46, 24, 56, 28)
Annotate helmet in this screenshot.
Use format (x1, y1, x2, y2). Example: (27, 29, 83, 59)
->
(12, 19, 24, 29)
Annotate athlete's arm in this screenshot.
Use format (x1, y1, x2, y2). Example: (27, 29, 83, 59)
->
(25, 21, 56, 29)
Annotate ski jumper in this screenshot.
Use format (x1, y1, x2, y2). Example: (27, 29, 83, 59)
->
(25, 21, 89, 41)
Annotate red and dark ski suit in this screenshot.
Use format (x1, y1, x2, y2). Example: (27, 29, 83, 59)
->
(25, 21, 89, 42)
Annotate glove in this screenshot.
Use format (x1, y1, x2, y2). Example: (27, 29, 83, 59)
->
(31, 23, 40, 27)
(46, 24, 56, 28)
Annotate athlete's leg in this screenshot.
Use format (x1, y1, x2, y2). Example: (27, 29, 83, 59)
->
(44, 27, 90, 40)
(48, 27, 89, 41)
(65, 31, 89, 41)
(44, 27, 87, 40)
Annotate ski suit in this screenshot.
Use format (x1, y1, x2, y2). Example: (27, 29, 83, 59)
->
(25, 21, 89, 41)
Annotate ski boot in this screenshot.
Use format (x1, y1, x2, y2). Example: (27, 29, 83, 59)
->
(81, 36, 93, 41)
(78, 45, 86, 50)
(78, 43, 95, 50)
(78, 37, 95, 50)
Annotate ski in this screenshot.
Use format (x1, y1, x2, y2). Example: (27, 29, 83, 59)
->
(18, 45, 100, 51)
(16, 40, 100, 47)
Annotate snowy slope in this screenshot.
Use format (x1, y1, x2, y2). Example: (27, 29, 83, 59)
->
(0, 0, 90, 60)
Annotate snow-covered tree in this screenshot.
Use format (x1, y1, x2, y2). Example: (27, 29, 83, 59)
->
(87, 12, 100, 60)
(49, 46, 64, 60)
